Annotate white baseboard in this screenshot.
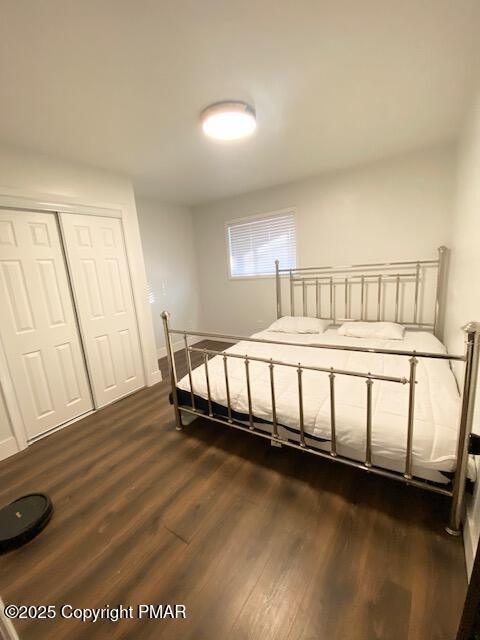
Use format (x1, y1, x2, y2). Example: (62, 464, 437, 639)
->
(0, 436, 19, 462)
(464, 495, 479, 578)
(0, 598, 20, 640)
(148, 369, 163, 385)
(157, 339, 185, 360)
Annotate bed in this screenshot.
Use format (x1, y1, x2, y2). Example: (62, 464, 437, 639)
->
(162, 247, 480, 534)
(176, 327, 472, 485)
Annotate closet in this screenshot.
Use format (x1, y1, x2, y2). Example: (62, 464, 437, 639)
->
(0, 210, 93, 440)
(60, 214, 145, 407)
(0, 209, 145, 443)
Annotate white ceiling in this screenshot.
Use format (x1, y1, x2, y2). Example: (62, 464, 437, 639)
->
(0, 0, 479, 205)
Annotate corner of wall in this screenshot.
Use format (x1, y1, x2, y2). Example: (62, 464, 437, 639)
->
(464, 489, 479, 578)
(135, 195, 201, 358)
(443, 85, 480, 576)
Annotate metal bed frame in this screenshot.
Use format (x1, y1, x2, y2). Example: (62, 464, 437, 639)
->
(162, 247, 480, 534)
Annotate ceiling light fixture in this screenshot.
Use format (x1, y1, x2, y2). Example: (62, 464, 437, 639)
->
(201, 101, 256, 141)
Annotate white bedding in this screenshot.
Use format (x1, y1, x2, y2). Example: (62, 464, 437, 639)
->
(177, 328, 475, 484)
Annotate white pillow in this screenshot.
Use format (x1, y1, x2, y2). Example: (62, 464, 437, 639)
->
(267, 316, 330, 334)
(337, 321, 405, 340)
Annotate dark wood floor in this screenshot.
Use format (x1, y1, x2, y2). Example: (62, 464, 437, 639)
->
(0, 342, 467, 640)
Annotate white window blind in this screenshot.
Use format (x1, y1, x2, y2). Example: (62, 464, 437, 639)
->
(227, 211, 296, 278)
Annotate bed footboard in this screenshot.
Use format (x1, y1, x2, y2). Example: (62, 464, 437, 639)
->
(447, 322, 480, 535)
(161, 311, 480, 535)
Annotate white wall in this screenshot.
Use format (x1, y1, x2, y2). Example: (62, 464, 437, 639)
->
(0, 378, 19, 460)
(193, 145, 455, 336)
(136, 197, 200, 355)
(0, 145, 161, 460)
(443, 88, 480, 575)
(0, 393, 11, 441)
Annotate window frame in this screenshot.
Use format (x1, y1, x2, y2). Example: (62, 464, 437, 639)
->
(224, 207, 298, 280)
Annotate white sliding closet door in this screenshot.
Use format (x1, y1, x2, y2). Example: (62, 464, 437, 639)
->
(0, 210, 93, 440)
(61, 214, 145, 407)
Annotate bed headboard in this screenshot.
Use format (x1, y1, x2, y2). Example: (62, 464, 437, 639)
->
(274, 246, 448, 337)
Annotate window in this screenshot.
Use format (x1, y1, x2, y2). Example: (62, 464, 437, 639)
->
(226, 210, 297, 278)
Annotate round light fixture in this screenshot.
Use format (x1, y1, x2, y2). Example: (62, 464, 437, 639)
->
(201, 101, 256, 141)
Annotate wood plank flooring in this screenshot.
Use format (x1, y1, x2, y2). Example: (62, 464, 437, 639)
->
(0, 341, 467, 640)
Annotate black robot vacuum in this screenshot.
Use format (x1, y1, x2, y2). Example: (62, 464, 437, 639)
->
(0, 493, 53, 554)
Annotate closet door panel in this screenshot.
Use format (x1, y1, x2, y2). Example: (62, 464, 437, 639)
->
(61, 214, 145, 407)
(0, 211, 93, 440)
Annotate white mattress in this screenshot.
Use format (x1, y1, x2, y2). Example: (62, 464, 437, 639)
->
(178, 328, 475, 484)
